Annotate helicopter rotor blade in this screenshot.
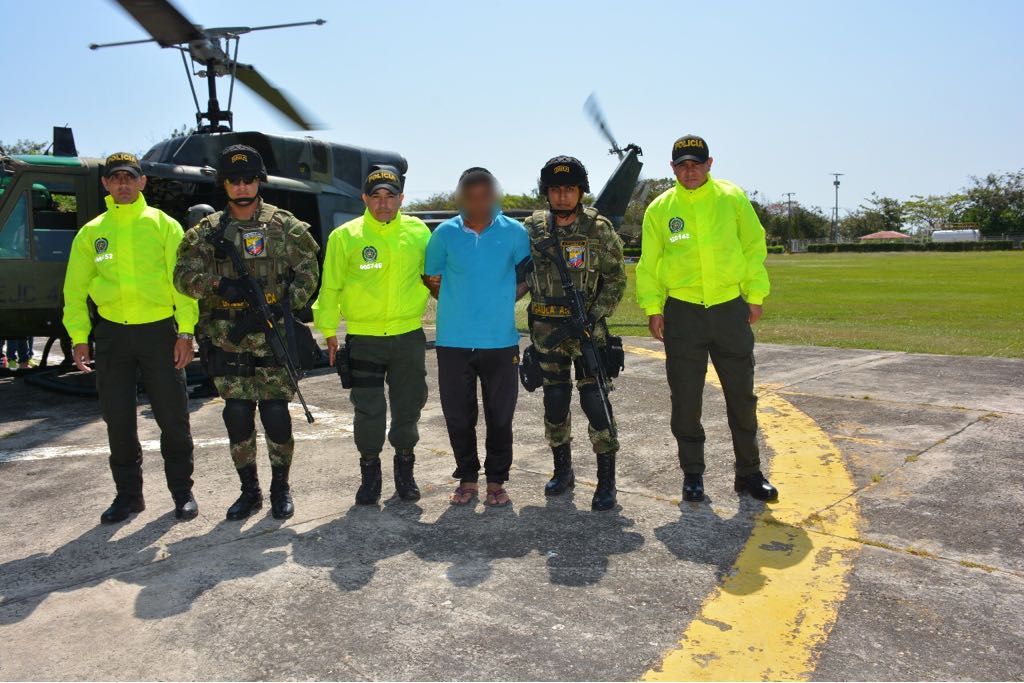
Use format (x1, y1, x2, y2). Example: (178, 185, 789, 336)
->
(204, 19, 326, 37)
(233, 63, 318, 131)
(112, 0, 203, 47)
(584, 93, 623, 160)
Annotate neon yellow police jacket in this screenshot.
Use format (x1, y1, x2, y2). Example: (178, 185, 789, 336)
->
(62, 193, 199, 345)
(636, 175, 770, 315)
(312, 209, 431, 337)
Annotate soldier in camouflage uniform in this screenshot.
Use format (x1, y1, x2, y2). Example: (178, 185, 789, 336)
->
(523, 156, 626, 511)
(174, 145, 320, 521)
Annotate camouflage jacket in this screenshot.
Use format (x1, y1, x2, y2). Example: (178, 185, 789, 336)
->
(523, 207, 626, 324)
(174, 200, 320, 354)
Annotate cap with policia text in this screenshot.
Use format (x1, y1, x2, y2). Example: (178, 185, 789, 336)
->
(671, 135, 709, 165)
(103, 152, 142, 178)
(364, 166, 403, 195)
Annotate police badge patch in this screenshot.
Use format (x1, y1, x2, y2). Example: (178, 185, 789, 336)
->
(563, 240, 587, 270)
(669, 217, 685, 233)
(94, 238, 108, 253)
(242, 230, 266, 257)
(362, 246, 378, 263)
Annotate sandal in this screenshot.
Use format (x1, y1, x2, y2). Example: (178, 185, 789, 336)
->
(484, 487, 511, 507)
(449, 485, 478, 506)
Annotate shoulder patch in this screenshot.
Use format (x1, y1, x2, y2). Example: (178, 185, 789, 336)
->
(184, 229, 201, 246)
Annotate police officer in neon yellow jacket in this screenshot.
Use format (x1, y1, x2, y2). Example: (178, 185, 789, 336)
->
(636, 135, 778, 503)
(63, 152, 200, 524)
(312, 166, 431, 505)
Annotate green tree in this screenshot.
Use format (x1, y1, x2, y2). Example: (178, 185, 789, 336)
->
(0, 139, 48, 155)
(959, 170, 1024, 235)
(902, 193, 966, 235)
(861, 192, 904, 232)
(749, 193, 830, 243)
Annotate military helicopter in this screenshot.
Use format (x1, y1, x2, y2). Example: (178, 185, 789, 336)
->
(0, 0, 642, 370)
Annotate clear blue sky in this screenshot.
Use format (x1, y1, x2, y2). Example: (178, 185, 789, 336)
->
(2, 0, 1021, 215)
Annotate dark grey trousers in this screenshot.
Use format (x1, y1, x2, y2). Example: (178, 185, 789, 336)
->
(663, 296, 761, 476)
(94, 316, 194, 497)
(347, 328, 428, 458)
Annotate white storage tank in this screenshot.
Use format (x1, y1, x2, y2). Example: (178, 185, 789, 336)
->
(932, 229, 980, 242)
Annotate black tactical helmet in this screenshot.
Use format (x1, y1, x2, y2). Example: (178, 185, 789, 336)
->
(217, 144, 268, 181)
(538, 155, 590, 196)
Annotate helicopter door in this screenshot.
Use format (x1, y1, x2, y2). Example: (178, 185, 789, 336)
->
(0, 192, 29, 260)
(24, 175, 85, 262)
(0, 171, 87, 334)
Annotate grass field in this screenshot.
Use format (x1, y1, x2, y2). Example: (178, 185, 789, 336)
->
(515, 252, 1024, 358)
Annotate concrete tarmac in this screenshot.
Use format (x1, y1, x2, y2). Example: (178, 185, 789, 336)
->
(0, 334, 1020, 681)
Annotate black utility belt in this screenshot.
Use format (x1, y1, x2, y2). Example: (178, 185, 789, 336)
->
(202, 344, 282, 378)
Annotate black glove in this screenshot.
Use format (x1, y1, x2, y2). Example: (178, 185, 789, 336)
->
(217, 277, 247, 303)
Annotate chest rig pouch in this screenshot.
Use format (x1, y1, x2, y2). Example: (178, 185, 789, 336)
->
(527, 208, 602, 328)
(528, 208, 602, 307)
(210, 207, 292, 305)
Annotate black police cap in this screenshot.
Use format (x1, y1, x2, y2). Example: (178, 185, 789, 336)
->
(104, 152, 142, 179)
(671, 135, 710, 165)
(364, 165, 403, 195)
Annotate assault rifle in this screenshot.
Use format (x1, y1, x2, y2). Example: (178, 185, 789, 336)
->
(537, 218, 616, 438)
(209, 224, 314, 424)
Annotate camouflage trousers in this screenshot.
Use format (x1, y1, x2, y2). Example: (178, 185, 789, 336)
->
(229, 432, 295, 469)
(222, 397, 295, 470)
(213, 364, 294, 401)
(532, 321, 619, 455)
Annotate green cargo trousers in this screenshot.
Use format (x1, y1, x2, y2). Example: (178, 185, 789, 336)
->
(663, 296, 761, 477)
(347, 328, 427, 459)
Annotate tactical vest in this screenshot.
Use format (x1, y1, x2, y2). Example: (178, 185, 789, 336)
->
(207, 203, 293, 310)
(527, 207, 602, 317)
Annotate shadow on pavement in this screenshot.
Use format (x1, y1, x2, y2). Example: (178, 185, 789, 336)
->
(653, 496, 811, 596)
(3, 492, 785, 625)
(0, 512, 171, 624)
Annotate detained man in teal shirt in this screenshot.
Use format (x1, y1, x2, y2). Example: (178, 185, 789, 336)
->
(424, 168, 531, 507)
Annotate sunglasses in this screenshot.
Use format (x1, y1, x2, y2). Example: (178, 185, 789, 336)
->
(226, 176, 259, 186)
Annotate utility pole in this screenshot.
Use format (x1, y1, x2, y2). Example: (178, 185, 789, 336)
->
(831, 173, 844, 242)
(783, 192, 796, 246)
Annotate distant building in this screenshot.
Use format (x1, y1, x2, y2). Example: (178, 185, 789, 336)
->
(859, 230, 911, 240)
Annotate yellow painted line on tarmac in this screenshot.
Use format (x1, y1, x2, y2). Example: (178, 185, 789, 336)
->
(624, 345, 862, 681)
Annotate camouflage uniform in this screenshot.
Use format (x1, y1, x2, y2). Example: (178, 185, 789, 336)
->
(523, 207, 626, 454)
(174, 199, 319, 469)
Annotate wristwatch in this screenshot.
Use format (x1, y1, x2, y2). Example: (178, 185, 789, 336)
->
(177, 333, 195, 342)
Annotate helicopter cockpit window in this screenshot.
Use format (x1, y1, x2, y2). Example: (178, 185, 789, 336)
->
(0, 193, 29, 260)
(29, 180, 78, 261)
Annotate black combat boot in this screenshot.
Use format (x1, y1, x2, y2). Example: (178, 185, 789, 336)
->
(545, 443, 575, 496)
(226, 464, 263, 520)
(735, 471, 779, 502)
(269, 465, 294, 520)
(591, 452, 617, 511)
(682, 473, 705, 502)
(393, 451, 421, 501)
(100, 493, 145, 524)
(355, 457, 382, 505)
(172, 490, 199, 520)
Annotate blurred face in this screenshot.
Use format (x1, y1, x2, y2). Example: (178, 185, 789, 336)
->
(672, 158, 713, 190)
(547, 185, 581, 213)
(223, 176, 260, 206)
(363, 189, 402, 222)
(459, 181, 498, 225)
(101, 171, 146, 205)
